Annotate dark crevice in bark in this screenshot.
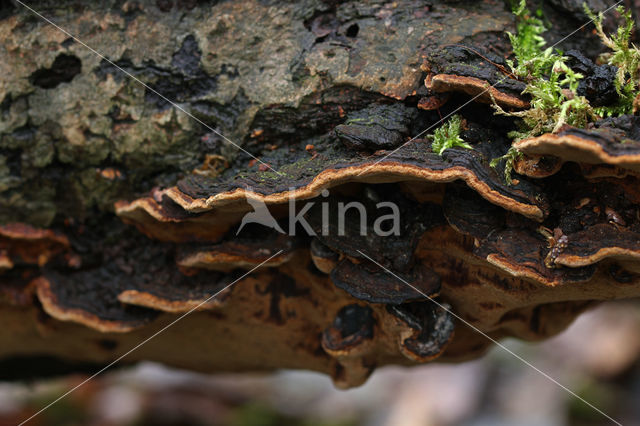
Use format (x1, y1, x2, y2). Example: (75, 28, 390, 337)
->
(29, 53, 82, 89)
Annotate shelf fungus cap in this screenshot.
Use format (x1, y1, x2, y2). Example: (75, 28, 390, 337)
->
(330, 259, 440, 304)
(115, 194, 241, 243)
(554, 224, 640, 267)
(138, 133, 547, 222)
(0, 223, 70, 268)
(514, 118, 640, 173)
(117, 270, 235, 313)
(425, 44, 529, 110)
(477, 228, 596, 286)
(177, 233, 296, 271)
(429, 74, 530, 110)
(310, 238, 340, 274)
(512, 154, 563, 179)
(322, 304, 375, 357)
(387, 302, 455, 362)
(35, 275, 158, 333)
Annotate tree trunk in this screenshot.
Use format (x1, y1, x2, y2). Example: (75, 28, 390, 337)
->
(1, 0, 639, 388)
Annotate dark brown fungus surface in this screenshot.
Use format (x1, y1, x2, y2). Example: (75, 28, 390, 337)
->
(310, 238, 339, 274)
(514, 116, 640, 172)
(305, 187, 443, 271)
(0, 223, 70, 268)
(475, 228, 596, 285)
(555, 224, 640, 267)
(322, 304, 375, 356)
(443, 183, 505, 240)
(387, 302, 454, 362)
(33, 238, 241, 331)
(35, 274, 158, 333)
(334, 103, 417, 151)
(118, 270, 237, 313)
(115, 193, 241, 243)
(330, 259, 440, 304)
(155, 135, 547, 221)
(177, 229, 297, 271)
(425, 45, 529, 110)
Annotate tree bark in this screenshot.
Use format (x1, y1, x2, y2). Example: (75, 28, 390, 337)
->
(1, 0, 638, 387)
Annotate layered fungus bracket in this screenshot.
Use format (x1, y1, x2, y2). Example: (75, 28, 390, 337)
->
(2, 0, 640, 388)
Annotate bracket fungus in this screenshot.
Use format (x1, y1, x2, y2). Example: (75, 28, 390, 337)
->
(322, 304, 375, 357)
(0, 223, 70, 270)
(425, 45, 530, 110)
(330, 259, 441, 304)
(514, 116, 640, 174)
(386, 302, 455, 362)
(4, 0, 640, 389)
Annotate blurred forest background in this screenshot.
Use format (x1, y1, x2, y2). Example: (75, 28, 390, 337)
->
(2, 301, 639, 426)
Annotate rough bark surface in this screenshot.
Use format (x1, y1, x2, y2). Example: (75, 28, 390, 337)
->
(1, 0, 639, 388)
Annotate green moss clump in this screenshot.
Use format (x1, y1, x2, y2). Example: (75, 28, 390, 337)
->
(491, 1, 640, 184)
(507, 0, 556, 80)
(584, 4, 640, 116)
(496, 0, 596, 143)
(490, 146, 523, 186)
(430, 115, 472, 155)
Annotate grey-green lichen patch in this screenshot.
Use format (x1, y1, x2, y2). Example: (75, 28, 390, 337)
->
(0, 155, 21, 193)
(196, 0, 321, 107)
(0, 182, 57, 226)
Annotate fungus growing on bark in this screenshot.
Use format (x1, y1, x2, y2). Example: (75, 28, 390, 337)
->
(310, 238, 339, 274)
(514, 117, 640, 173)
(7, 0, 640, 392)
(322, 304, 375, 356)
(177, 231, 297, 271)
(322, 304, 376, 388)
(35, 274, 158, 333)
(137, 134, 549, 221)
(330, 259, 440, 304)
(386, 302, 455, 362)
(428, 74, 530, 109)
(0, 223, 69, 269)
(425, 44, 530, 110)
(32, 240, 240, 331)
(117, 270, 236, 313)
(554, 224, 640, 267)
(512, 154, 563, 179)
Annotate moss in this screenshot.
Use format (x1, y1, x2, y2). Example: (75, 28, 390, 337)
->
(584, 4, 640, 116)
(506, 0, 552, 79)
(490, 146, 522, 186)
(496, 1, 596, 142)
(491, 1, 640, 184)
(430, 115, 472, 155)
